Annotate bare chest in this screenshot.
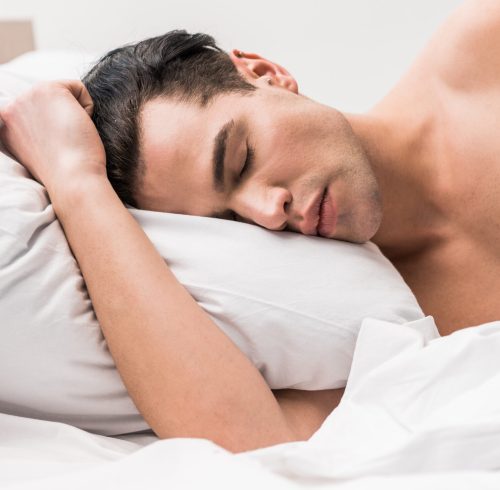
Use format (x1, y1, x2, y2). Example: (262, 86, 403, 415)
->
(393, 237, 500, 335)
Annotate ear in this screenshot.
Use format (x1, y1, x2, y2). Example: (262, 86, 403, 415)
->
(229, 49, 299, 94)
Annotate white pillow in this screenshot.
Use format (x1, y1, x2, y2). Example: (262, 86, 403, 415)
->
(0, 152, 424, 435)
(0, 59, 426, 435)
(0, 49, 99, 83)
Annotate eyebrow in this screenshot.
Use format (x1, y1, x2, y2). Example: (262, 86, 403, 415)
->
(212, 119, 235, 192)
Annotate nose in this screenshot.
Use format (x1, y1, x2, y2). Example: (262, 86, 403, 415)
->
(234, 186, 292, 231)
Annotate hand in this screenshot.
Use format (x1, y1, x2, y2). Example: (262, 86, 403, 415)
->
(0, 79, 106, 195)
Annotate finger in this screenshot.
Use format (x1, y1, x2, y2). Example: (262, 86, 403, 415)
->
(58, 79, 95, 117)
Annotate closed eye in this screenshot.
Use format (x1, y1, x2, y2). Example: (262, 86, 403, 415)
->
(212, 143, 256, 222)
(229, 143, 256, 222)
(240, 143, 255, 178)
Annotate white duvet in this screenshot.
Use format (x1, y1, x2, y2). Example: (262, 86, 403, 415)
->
(2, 315, 500, 489)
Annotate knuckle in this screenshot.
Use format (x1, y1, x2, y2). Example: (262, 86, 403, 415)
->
(34, 80, 52, 92)
(32, 80, 57, 96)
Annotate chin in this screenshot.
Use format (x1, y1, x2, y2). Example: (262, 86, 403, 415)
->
(333, 230, 372, 244)
(334, 199, 383, 244)
(359, 211, 383, 243)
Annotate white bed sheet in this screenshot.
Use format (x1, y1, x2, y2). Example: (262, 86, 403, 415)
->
(2, 315, 500, 489)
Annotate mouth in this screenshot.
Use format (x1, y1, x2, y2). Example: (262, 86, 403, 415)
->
(300, 187, 327, 235)
(296, 186, 339, 236)
(315, 188, 327, 235)
(317, 187, 337, 237)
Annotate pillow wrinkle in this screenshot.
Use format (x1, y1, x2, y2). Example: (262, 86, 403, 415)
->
(184, 282, 357, 333)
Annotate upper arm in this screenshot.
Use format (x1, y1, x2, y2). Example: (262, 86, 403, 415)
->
(273, 388, 344, 441)
(424, 0, 500, 91)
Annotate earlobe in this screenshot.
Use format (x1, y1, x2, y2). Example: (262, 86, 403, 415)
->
(272, 61, 299, 94)
(280, 76, 299, 94)
(264, 72, 299, 95)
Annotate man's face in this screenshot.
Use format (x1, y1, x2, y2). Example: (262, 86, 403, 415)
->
(135, 51, 382, 243)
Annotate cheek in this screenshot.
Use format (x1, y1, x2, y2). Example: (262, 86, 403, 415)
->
(253, 100, 338, 178)
(256, 118, 305, 173)
(267, 129, 320, 178)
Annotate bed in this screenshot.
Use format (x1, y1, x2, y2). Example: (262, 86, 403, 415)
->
(2, 22, 500, 490)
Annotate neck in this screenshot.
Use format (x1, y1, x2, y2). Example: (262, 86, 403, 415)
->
(344, 106, 447, 259)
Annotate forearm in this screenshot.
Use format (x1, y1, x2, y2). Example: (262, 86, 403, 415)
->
(1, 80, 337, 449)
(53, 176, 295, 452)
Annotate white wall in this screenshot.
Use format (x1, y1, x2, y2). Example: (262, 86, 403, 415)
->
(0, 0, 463, 111)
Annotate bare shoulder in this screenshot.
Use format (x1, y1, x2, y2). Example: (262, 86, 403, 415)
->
(422, 0, 500, 91)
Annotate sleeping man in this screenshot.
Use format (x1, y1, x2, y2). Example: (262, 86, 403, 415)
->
(1, 0, 499, 453)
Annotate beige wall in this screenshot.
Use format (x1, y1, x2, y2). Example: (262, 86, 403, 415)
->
(0, 0, 462, 111)
(0, 20, 34, 63)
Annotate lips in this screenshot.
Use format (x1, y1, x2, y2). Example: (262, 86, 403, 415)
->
(317, 188, 337, 237)
(299, 188, 326, 235)
(298, 186, 337, 236)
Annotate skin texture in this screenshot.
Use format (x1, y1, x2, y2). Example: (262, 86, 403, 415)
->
(136, 67, 382, 243)
(1, 0, 499, 451)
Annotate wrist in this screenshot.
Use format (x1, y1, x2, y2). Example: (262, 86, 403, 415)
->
(48, 173, 116, 218)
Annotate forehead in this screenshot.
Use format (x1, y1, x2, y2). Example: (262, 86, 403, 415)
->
(136, 94, 243, 213)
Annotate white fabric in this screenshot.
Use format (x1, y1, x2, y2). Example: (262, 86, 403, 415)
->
(0, 150, 424, 435)
(0, 49, 99, 83)
(1, 316, 500, 489)
(0, 69, 32, 156)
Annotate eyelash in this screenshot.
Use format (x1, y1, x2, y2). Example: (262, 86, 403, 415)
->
(231, 144, 255, 221)
(240, 144, 255, 178)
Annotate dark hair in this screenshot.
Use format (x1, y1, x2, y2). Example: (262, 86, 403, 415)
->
(82, 30, 256, 206)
